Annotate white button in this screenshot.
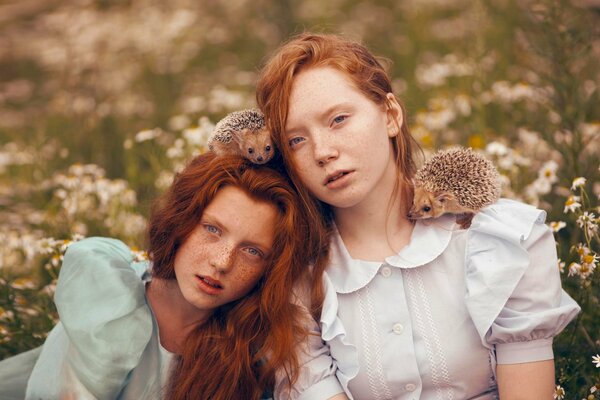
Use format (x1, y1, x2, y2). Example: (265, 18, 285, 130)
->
(392, 323, 404, 334)
(381, 266, 392, 277)
(405, 383, 416, 392)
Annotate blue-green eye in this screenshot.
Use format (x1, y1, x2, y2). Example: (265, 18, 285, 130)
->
(333, 115, 347, 124)
(205, 224, 220, 234)
(288, 137, 304, 147)
(244, 247, 263, 258)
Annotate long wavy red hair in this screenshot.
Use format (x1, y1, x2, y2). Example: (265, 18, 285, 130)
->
(147, 152, 325, 399)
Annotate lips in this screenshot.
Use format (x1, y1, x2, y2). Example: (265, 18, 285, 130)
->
(196, 275, 223, 294)
(324, 170, 352, 186)
(198, 275, 222, 288)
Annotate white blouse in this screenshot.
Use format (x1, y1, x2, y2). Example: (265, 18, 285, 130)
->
(317, 199, 580, 400)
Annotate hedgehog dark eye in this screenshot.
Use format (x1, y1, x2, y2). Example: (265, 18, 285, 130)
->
(422, 206, 431, 212)
(265, 145, 271, 152)
(248, 148, 254, 154)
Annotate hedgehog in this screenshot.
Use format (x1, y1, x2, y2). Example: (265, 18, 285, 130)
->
(208, 108, 274, 164)
(407, 147, 502, 229)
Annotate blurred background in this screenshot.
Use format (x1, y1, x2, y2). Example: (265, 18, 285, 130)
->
(0, 0, 598, 396)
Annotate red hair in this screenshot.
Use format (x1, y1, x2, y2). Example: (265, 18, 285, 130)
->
(148, 152, 325, 399)
(256, 32, 419, 219)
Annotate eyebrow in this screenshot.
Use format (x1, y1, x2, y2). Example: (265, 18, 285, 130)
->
(286, 102, 354, 134)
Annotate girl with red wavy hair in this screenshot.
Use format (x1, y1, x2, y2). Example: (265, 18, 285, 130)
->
(256, 32, 579, 399)
(0, 152, 345, 399)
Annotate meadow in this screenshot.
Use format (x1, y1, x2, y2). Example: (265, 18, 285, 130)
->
(0, 0, 598, 397)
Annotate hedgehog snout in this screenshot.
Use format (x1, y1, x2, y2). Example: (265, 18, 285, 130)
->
(407, 208, 419, 220)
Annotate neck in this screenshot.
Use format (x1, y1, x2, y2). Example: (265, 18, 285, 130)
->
(334, 180, 414, 261)
(146, 278, 212, 354)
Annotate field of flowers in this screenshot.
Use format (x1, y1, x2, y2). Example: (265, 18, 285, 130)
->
(0, 0, 598, 397)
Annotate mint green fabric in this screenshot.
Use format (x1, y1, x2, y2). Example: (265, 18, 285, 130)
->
(25, 237, 167, 399)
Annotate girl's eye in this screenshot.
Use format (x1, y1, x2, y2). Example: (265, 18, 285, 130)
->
(288, 137, 305, 148)
(244, 247, 264, 259)
(204, 224, 220, 235)
(332, 115, 347, 125)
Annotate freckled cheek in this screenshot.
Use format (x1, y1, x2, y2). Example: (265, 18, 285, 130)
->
(176, 243, 211, 273)
(233, 262, 265, 291)
(291, 154, 310, 173)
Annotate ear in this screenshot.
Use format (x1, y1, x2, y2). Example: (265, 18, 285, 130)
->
(434, 192, 455, 203)
(385, 93, 403, 138)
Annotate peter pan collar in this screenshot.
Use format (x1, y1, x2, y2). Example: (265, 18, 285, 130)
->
(327, 215, 456, 294)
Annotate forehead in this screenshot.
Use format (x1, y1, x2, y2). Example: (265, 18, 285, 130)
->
(290, 66, 360, 101)
(203, 186, 278, 246)
(286, 67, 367, 123)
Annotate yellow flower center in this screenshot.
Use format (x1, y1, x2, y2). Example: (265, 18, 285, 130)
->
(583, 255, 595, 264)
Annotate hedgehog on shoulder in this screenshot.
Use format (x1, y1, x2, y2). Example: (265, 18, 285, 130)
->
(208, 108, 274, 164)
(407, 147, 501, 229)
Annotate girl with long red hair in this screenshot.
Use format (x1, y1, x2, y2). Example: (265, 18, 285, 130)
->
(256, 32, 580, 399)
(0, 152, 346, 399)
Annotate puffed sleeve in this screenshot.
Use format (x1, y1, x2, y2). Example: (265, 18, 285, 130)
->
(464, 199, 580, 364)
(273, 278, 345, 400)
(26, 237, 153, 399)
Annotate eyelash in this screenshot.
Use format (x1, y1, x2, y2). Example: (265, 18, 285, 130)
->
(332, 114, 347, 125)
(288, 136, 304, 148)
(204, 224, 220, 235)
(244, 247, 264, 258)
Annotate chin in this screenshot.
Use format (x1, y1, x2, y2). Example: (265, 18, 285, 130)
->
(326, 196, 364, 209)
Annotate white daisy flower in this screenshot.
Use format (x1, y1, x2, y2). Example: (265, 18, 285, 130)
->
(564, 195, 581, 213)
(571, 176, 586, 190)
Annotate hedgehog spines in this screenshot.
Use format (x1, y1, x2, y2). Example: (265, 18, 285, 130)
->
(209, 109, 266, 146)
(414, 147, 501, 210)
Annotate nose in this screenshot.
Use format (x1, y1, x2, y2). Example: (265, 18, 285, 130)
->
(210, 243, 235, 274)
(313, 134, 338, 166)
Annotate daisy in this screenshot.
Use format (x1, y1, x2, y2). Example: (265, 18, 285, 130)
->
(550, 221, 567, 232)
(582, 253, 598, 270)
(539, 160, 559, 183)
(568, 262, 581, 277)
(571, 176, 587, 190)
(553, 385, 565, 400)
(576, 243, 591, 257)
(593, 354, 600, 368)
(10, 277, 37, 290)
(577, 212, 599, 237)
(564, 195, 582, 213)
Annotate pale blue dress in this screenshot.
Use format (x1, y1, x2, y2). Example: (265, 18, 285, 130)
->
(0, 238, 173, 399)
(0, 237, 343, 400)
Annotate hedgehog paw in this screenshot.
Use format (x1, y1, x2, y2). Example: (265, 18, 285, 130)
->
(456, 213, 474, 229)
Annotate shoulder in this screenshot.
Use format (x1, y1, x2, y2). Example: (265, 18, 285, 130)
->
(56, 237, 150, 313)
(34, 237, 154, 399)
(468, 198, 547, 244)
(63, 236, 134, 264)
(463, 199, 580, 356)
(56, 236, 151, 328)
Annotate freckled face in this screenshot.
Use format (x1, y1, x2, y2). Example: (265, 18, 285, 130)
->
(284, 66, 400, 210)
(173, 186, 278, 315)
